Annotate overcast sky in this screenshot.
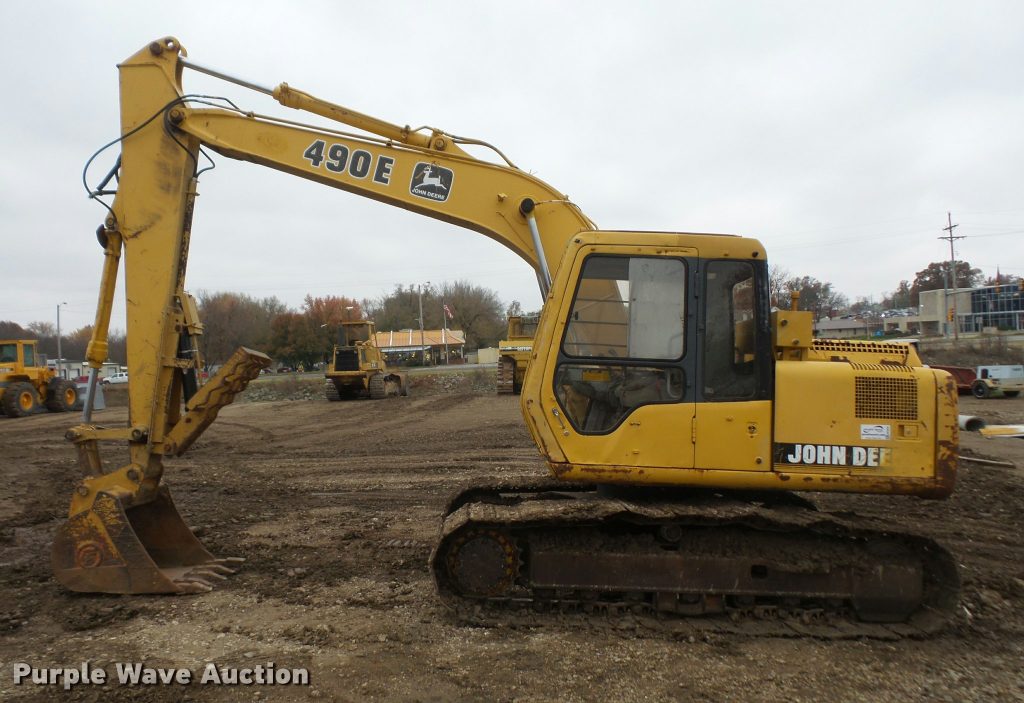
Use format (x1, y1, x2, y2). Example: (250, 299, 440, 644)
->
(3, 2, 1023, 333)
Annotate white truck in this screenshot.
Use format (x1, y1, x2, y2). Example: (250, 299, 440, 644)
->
(971, 365, 1024, 398)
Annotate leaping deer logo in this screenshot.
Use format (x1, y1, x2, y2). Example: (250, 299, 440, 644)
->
(415, 165, 448, 191)
(410, 163, 454, 202)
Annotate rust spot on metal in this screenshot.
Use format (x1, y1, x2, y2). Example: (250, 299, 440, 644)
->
(549, 462, 572, 479)
(577, 466, 632, 477)
(929, 439, 958, 499)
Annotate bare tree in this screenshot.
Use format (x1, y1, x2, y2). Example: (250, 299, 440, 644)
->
(364, 281, 505, 348)
(26, 321, 56, 337)
(782, 276, 847, 320)
(0, 321, 30, 338)
(439, 280, 504, 348)
(768, 264, 791, 310)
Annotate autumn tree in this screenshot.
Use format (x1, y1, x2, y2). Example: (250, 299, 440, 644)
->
(197, 291, 288, 366)
(267, 312, 323, 368)
(302, 294, 363, 350)
(909, 261, 981, 306)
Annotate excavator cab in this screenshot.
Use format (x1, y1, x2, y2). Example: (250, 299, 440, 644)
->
(521, 234, 775, 476)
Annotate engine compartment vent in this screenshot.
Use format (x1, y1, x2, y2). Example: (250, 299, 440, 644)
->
(333, 349, 359, 372)
(855, 376, 917, 420)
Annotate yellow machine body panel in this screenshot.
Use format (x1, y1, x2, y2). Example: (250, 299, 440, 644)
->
(694, 400, 773, 472)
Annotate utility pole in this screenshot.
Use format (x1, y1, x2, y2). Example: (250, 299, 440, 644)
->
(939, 212, 964, 341)
(418, 283, 428, 366)
(56, 301, 67, 379)
(441, 301, 449, 365)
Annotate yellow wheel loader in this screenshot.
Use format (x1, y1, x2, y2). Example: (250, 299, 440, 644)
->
(54, 38, 960, 636)
(324, 320, 407, 400)
(0, 340, 78, 418)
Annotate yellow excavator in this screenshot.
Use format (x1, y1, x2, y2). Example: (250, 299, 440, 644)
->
(54, 38, 960, 636)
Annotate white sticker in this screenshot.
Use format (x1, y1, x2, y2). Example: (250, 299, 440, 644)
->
(860, 424, 891, 441)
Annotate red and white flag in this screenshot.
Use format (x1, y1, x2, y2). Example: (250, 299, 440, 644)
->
(443, 303, 454, 320)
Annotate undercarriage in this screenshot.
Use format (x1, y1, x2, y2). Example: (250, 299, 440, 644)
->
(430, 481, 960, 639)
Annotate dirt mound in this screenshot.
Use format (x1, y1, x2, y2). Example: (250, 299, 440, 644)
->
(920, 337, 1024, 368)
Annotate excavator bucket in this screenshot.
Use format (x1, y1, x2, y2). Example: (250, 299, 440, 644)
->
(52, 486, 240, 594)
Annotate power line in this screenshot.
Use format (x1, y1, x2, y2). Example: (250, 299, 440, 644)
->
(939, 212, 965, 340)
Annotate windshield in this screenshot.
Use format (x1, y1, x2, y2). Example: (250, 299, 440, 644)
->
(341, 324, 371, 345)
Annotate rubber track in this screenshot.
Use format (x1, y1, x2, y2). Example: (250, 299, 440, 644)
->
(496, 357, 515, 395)
(429, 480, 960, 640)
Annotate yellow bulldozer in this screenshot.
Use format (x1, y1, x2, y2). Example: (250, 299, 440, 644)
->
(0, 340, 79, 418)
(324, 320, 408, 400)
(496, 314, 538, 395)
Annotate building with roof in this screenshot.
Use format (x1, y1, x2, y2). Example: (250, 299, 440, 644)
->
(375, 329, 466, 365)
(812, 283, 1023, 340)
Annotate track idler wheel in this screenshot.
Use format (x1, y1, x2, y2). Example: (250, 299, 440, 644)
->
(52, 486, 242, 594)
(444, 528, 519, 597)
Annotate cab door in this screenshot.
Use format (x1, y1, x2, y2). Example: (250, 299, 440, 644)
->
(544, 251, 697, 469)
(693, 260, 774, 471)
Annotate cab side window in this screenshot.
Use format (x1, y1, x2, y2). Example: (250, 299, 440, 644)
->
(703, 261, 758, 400)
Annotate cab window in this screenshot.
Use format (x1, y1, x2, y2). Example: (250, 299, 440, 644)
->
(556, 255, 687, 433)
(703, 260, 758, 400)
(23, 345, 35, 367)
(562, 256, 685, 360)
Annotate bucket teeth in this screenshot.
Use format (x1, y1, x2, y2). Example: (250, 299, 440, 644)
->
(52, 485, 242, 595)
(173, 579, 215, 594)
(186, 567, 229, 581)
(215, 557, 246, 566)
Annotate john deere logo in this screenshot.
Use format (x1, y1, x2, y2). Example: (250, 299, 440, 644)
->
(410, 163, 453, 202)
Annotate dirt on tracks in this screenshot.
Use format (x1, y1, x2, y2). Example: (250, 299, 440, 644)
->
(0, 378, 1022, 702)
